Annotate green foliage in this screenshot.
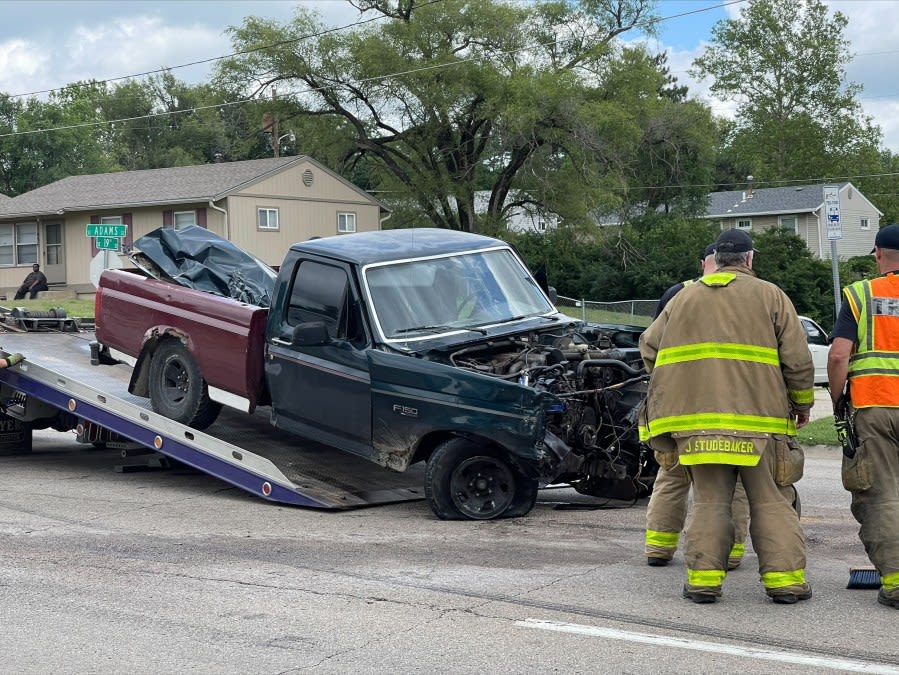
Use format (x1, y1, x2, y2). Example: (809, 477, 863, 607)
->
(693, 0, 882, 185)
(507, 218, 721, 303)
(213, 0, 715, 233)
(750, 228, 834, 328)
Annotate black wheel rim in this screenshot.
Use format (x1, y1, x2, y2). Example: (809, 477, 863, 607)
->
(449, 456, 515, 519)
(161, 359, 189, 406)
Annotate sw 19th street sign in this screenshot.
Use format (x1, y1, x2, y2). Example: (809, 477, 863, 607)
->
(95, 237, 120, 251)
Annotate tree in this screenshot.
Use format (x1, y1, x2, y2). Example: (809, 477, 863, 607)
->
(750, 228, 833, 327)
(215, 0, 661, 232)
(4, 81, 117, 194)
(692, 0, 882, 184)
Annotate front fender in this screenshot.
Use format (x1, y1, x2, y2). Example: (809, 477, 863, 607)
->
(368, 350, 551, 471)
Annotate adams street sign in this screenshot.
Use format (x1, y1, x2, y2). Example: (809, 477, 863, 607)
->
(86, 224, 127, 238)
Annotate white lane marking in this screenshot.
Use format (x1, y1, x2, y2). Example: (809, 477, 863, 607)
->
(517, 619, 899, 674)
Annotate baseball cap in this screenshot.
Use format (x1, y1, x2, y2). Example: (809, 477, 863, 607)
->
(715, 228, 755, 253)
(702, 243, 717, 259)
(870, 224, 899, 253)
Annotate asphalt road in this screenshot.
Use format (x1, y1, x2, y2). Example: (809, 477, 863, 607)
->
(1, 432, 896, 675)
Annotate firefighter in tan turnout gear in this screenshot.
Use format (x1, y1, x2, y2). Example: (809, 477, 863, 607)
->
(639, 228, 815, 604)
(828, 223, 899, 610)
(645, 243, 750, 569)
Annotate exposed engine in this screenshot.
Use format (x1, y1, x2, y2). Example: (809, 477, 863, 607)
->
(445, 323, 657, 501)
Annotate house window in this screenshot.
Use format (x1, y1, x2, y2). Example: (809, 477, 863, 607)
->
(337, 212, 356, 234)
(861, 217, 870, 230)
(779, 216, 798, 234)
(173, 210, 196, 230)
(737, 219, 752, 230)
(258, 207, 279, 230)
(0, 222, 38, 266)
(98, 215, 124, 252)
(538, 220, 547, 232)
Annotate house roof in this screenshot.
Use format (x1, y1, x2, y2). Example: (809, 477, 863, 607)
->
(0, 156, 384, 219)
(705, 182, 852, 218)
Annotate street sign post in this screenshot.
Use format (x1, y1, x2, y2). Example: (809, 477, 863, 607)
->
(823, 185, 842, 320)
(86, 224, 127, 238)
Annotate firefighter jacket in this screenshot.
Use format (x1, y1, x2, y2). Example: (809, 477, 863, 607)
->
(842, 273, 899, 408)
(638, 265, 815, 466)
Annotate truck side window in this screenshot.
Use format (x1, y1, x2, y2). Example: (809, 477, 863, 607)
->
(287, 261, 365, 346)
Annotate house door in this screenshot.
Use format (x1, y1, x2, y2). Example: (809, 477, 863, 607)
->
(43, 223, 66, 284)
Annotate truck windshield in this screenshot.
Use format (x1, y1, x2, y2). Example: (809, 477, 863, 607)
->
(364, 247, 555, 341)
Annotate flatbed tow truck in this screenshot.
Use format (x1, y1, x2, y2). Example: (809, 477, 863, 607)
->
(0, 331, 425, 510)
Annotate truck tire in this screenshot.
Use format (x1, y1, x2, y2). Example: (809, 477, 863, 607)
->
(425, 438, 534, 520)
(148, 340, 221, 430)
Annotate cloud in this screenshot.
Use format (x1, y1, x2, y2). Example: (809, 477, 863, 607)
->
(0, 39, 50, 94)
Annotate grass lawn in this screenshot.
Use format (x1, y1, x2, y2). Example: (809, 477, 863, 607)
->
(795, 416, 839, 446)
(0, 298, 95, 318)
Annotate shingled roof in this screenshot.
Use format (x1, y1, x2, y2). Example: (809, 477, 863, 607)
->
(706, 182, 850, 217)
(0, 156, 352, 219)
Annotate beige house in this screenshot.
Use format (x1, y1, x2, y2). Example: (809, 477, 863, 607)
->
(705, 182, 882, 260)
(0, 157, 389, 297)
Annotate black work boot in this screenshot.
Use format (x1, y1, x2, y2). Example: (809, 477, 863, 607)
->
(682, 586, 720, 604)
(878, 589, 899, 609)
(647, 556, 670, 567)
(769, 587, 812, 604)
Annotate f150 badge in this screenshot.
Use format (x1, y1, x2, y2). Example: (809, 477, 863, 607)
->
(392, 403, 418, 417)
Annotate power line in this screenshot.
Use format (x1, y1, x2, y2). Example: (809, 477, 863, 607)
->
(2, 0, 447, 101)
(0, 0, 745, 140)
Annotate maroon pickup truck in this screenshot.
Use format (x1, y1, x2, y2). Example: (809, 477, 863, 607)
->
(94, 266, 270, 428)
(92, 226, 653, 520)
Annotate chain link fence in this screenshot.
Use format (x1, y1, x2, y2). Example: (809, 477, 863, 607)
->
(556, 295, 657, 327)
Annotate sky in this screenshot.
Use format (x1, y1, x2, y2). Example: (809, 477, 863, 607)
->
(1, 0, 898, 165)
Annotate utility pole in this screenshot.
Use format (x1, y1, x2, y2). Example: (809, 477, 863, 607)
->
(262, 88, 281, 158)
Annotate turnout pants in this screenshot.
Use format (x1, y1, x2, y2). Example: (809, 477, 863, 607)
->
(848, 407, 899, 598)
(645, 462, 749, 567)
(683, 448, 808, 598)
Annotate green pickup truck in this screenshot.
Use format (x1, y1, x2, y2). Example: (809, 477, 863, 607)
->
(94, 227, 655, 520)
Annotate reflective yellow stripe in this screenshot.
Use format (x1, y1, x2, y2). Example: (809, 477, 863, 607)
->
(680, 452, 760, 466)
(849, 352, 899, 375)
(656, 342, 780, 367)
(883, 571, 899, 592)
(687, 569, 726, 587)
(638, 424, 649, 441)
(645, 530, 679, 549)
(646, 412, 796, 436)
(761, 569, 806, 589)
(789, 387, 815, 404)
(700, 272, 736, 287)
(728, 543, 745, 558)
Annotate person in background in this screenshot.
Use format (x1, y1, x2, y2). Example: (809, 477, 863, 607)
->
(645, 243, 750, 570)
(828, 223, 899, 610)
(13, 263, 48, 300)
(640, 228, 814, 604)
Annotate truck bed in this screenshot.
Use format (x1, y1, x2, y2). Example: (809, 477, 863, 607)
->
(0, 331, 425, 509)
(95, 268, 269, 409)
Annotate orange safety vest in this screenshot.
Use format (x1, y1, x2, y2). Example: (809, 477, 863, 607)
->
(843, 273, 899, 408)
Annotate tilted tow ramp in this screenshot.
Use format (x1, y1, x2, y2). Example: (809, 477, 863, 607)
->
(0, 332, 424, 509)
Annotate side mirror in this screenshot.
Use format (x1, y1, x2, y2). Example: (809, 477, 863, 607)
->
(292, 321, 331, 347)
(547, 286, 558, 304)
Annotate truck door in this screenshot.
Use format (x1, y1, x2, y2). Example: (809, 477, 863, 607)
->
(265, 259, 374, 459)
